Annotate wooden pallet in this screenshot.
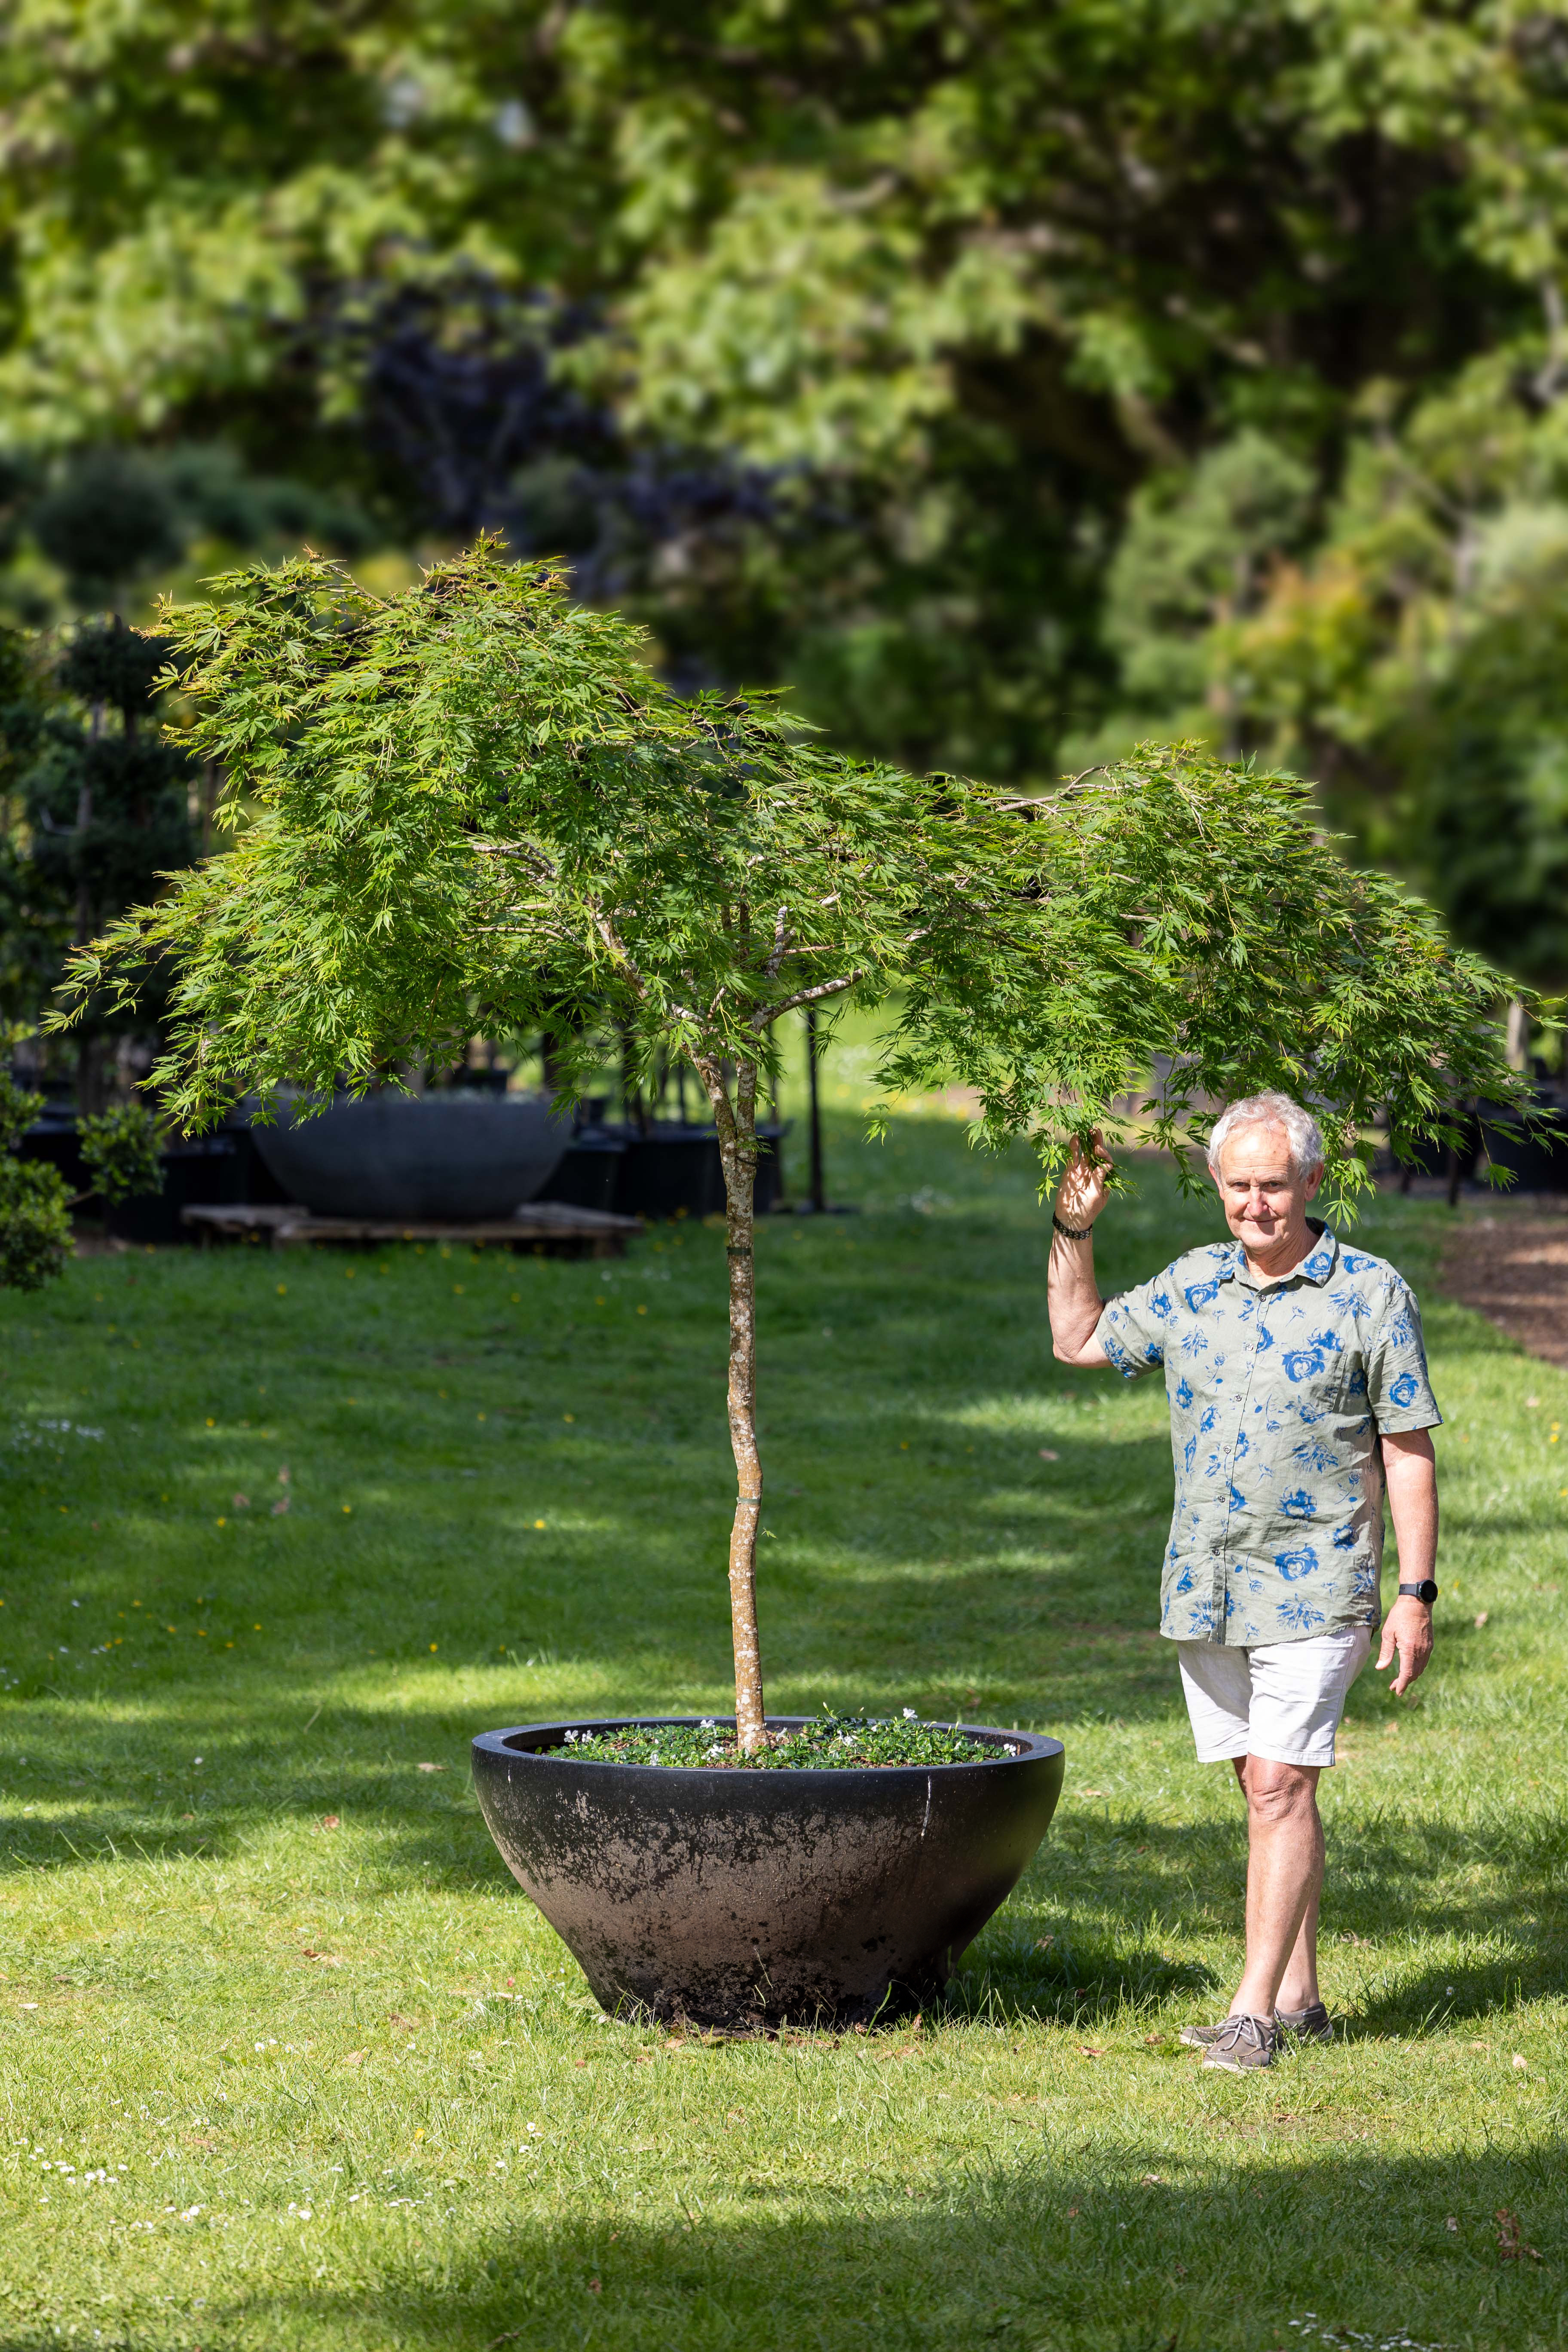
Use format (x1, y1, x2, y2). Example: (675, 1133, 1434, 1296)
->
(180, 1200, 643, 1257)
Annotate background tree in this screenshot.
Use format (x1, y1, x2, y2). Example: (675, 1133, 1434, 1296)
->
(54, 548, 1534, 1745)
(3, 6, 1563, 751)
(6, 4, 1568, 987)
(15, 621, 196, 1108)
(0, 628, 65, 1024)
(1094, 356, 1568, 990)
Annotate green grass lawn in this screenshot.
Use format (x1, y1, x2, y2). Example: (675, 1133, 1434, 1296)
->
(1, 1105, 1566, 2352)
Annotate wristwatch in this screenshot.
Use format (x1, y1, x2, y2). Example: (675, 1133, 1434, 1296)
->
(1397, 1580, 1439, 1605)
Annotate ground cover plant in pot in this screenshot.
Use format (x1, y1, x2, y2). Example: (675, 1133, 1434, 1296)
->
(55, 542, 1536, 2022)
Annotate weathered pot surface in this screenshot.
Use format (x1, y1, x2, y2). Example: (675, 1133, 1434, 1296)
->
(245, 1090, 569, 1221)
(471, 1716, 1065, 2030)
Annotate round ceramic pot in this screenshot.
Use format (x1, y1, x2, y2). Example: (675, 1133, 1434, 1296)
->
(471, 1716, 1064, 2030)
(245, 1091, 569, 1221)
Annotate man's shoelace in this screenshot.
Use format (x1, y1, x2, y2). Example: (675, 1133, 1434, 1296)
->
(1215, 2014, 1273, 2053)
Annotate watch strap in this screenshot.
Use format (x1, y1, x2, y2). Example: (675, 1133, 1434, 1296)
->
(1397, 1580, 1438, 1603)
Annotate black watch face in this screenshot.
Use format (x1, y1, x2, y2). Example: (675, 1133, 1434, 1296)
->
(1406, 1580, 1438, 1604)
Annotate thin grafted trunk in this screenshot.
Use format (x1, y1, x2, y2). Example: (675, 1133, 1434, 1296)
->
(698, 1048, 766, 1750)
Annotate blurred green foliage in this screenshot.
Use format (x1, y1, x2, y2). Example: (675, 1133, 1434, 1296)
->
(0, 618, 203, 1114)
(77, 1099, 165, 1206)
(3, 2, 1568, 974)
(0, 1061, 71, 1290)
(0, 1051, 163, 1295)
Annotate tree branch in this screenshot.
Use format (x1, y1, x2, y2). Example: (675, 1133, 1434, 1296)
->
(472, 838, 558, 877)
(756, 970, 861, 1027)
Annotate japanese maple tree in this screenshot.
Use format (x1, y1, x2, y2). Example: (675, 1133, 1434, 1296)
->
(54, 544, 1531, 1746)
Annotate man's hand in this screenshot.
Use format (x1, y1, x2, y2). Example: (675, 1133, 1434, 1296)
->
(1375, 1596, 1433, 1698)
(1055, 1130, 1113, 1229)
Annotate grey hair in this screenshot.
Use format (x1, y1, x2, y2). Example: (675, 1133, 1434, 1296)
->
(1206, 1091, 1324, 1178)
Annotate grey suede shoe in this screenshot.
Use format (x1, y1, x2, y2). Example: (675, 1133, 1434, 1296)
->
(1199, 2014, 1277, 2071)
(1276, 1999, 1333, 2044)
(1180, 2000, 1332, 2050)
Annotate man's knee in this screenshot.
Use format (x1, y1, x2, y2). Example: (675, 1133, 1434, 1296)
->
(1244, 1758, 1320, 1823)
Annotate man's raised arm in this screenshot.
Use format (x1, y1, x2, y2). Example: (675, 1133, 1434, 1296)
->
(1048, 1133, 1114, 1368)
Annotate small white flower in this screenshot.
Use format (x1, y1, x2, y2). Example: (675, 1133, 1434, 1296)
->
(903, 1708, 918, 1720)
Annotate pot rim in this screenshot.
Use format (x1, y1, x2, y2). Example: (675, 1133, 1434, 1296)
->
(472, 1715, 1063, 1780)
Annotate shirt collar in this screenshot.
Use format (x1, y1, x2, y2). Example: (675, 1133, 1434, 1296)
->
(1230, 1219, 1337, 1291)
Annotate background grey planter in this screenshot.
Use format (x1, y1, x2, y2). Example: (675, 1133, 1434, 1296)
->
(472, 1716, 1064, 2030)
(247, 1090, 569, 1221)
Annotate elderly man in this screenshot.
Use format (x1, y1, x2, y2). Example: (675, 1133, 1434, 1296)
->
(1047, 1091, 1441, 2072)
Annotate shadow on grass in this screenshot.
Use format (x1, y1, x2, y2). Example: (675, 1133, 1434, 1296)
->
(4, 1681, 1567, 2037)
(962, 1799, 1568, 2029)
(236, 2145, 1562, 2352)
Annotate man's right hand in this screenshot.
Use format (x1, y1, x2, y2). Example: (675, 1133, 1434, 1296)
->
(1054, 1130, 1113, 1230)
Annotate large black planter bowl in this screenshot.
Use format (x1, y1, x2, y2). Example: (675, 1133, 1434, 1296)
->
(471, 1716, 1065, 2030)
(245, 1091, 569, 1221)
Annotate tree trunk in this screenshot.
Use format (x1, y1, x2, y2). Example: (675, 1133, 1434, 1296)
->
(1505, 998, 1529, 1072)
(700, 1050, 766, 1750)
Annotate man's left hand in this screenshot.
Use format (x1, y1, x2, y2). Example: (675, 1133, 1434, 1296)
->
(1376, 1596, 1433, 1698)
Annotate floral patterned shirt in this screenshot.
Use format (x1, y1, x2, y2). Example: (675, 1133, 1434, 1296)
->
(1093, 1222, 1441, 1648)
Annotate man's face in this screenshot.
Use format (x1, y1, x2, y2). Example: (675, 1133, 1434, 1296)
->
(1213, 1123, 1323, 1257)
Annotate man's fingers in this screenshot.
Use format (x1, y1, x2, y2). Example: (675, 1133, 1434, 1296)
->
(1375, 1629, 1395, 1674)
(1387, 1623, 1432, 1700)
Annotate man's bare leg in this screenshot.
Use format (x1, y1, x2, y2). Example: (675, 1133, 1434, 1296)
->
(1227, 1755, 1324, 2019)
(1228, 1758, 1322, 2012)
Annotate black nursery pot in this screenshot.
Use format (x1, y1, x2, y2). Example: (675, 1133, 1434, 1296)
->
(471, 1716, 1065, 2030)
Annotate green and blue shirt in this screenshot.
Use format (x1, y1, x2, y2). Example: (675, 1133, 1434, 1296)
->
(1093, 1223, 1441, 1648)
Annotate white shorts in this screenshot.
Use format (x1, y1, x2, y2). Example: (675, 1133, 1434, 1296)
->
(1176, 1626, 1374, 1768)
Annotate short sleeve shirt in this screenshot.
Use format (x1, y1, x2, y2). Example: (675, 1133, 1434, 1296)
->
(1093, 1223, 1441, 1648)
